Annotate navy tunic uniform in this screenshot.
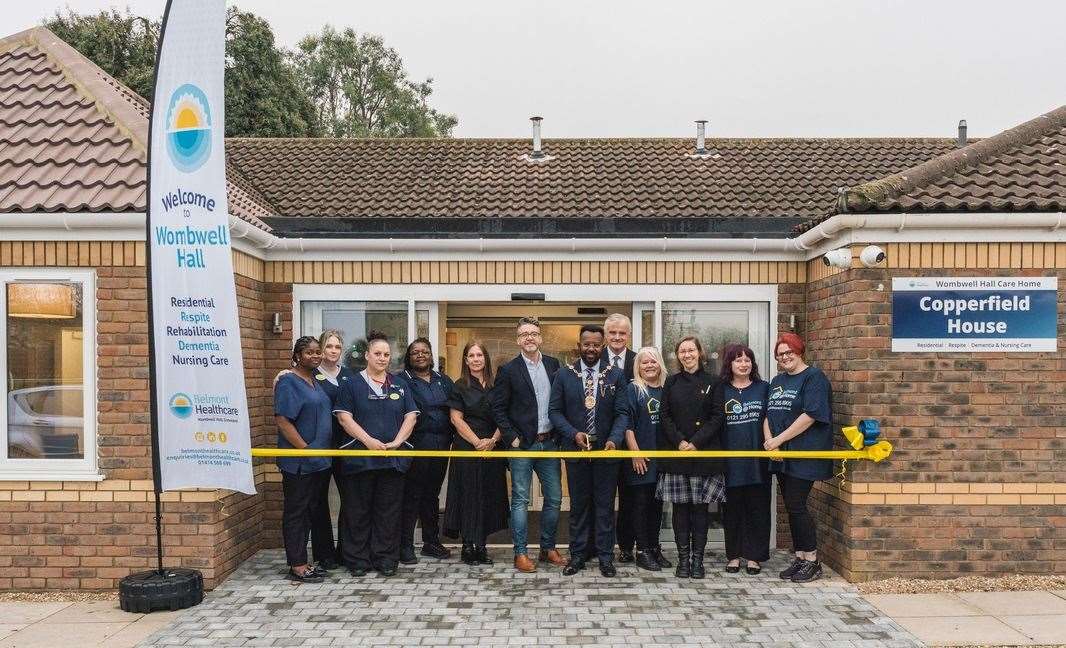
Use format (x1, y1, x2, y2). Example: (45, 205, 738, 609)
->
(765, 366, 834, 553)
(394, 370, 455, 552)
(306, 365, 356, 565)
(611, 382, 666, 554)
(719, 379, 772, 562)
(274, 373, 334, 567)
(548, 360, 627, 564)
(333, 371, 419, 571)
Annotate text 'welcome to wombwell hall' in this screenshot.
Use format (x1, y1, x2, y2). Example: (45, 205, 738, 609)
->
(0, 26, 1062, 590)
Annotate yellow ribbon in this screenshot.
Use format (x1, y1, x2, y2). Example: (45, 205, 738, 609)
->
(251, 441, 893, 463)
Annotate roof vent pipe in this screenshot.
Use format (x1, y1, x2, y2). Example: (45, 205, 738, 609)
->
(956, 119, 967, 147)
(695, 120, 708, 155)
(530, 116, 544, 158)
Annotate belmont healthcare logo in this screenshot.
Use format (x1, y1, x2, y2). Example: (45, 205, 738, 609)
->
(169, 393, 194, 419)
(165, 84, 212, 173)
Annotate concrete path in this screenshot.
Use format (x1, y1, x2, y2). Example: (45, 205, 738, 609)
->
(863, 589, 1066, 647)
(0, 601, 181, 648)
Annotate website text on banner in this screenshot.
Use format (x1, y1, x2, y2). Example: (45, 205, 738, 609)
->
(148, 0, 254, 493)
(891, 277, 1058, 353)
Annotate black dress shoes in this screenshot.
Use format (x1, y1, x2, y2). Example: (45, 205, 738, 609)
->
(635, 552, 661, 571)
(399, 546, 418, 565)
(421, 543, 452, 559)
(617, 550, 634, 564)
(475, 546, 493, 565)
(599, 561, 617, 577)
(316, 558, 340, 571)
(460, 545, 479, 566)
(562, 559, 585, 576)
(377, 564, 397, 578)
(348, 566, 368, 577)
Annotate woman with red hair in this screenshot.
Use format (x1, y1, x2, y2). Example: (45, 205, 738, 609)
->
(763, 332, 833, 583)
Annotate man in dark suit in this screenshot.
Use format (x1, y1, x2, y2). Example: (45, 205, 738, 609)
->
(491, 316, 565, 573)
(600, 314, 640, 563)
(549, 324, 627, 577)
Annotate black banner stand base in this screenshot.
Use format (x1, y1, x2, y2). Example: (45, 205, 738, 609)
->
(119, 568, 204, 613)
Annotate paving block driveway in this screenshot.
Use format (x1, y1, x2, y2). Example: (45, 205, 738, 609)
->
(136, 549, 922, 647)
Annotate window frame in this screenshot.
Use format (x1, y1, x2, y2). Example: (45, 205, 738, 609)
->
(0, 268, 100, 480)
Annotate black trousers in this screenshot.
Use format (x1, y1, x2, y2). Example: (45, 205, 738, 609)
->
(401, 456, 448, 548)
(282, 469, 330, 567)
(672, 502, 709, 555)
(615, 469, 636, 553)
(339, 468, 405, 570)
(566, 460, 620, 563)
(778, 474, 817, 552)
(723, 482, 772, 562)
(626, 483, 663, 552)
(308, 463, 342, 563)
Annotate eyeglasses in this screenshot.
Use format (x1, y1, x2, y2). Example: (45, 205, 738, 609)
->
(517, 331, 541, 339)
(775, 350, 796, 359)
(409, 349, 431, 356)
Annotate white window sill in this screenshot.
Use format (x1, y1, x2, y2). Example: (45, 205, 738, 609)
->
(0, 472, 105, 482)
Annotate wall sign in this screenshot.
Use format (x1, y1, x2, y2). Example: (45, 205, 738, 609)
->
(892, 277, 1058, 352)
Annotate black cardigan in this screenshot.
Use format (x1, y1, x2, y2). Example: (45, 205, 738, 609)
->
(657, 368, 725, 477)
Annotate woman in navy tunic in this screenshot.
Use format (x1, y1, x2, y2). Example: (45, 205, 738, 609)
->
(395, 338, 455, 563)
(717, 343, 771, 575)
(443, 340, 509, 565)
(334, 331, 419, 577)
(306, 329, 356, 570)
(611, 346, 672, 572)
(763, 332, 833, 584)
(274, 336, 334, 583)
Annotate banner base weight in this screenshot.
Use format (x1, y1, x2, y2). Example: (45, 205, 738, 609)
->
(119, 568, 204, 613)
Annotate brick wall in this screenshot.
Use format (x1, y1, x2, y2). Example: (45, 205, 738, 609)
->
(0, 252, 276, 590)
(801, 260, 1065, 581)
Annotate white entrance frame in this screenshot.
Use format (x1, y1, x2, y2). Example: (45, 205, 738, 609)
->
(292, 282, 781, 547)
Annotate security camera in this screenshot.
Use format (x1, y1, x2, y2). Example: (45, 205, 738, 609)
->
(860, 245, 886, 267)
(822, 248, 852, 269)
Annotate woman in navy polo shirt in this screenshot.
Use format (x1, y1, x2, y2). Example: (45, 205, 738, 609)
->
(763, 332, 833, 583)
(717, 343, 771, 575)
(274, 336, 334, 583)
(334, 331, 419, 578)
(395, 338, 455, 564)
(611, 346, 672, 572)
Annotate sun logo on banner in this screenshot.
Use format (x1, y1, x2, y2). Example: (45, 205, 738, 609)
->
(165, 83, 212, 172)
(169, 393, 193, 419)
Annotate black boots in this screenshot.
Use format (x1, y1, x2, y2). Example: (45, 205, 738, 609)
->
(674, 541, 691, 578)
(690, 535, 707, 579)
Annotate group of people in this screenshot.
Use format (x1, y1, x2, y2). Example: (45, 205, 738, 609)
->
(273, 313, 833, 585)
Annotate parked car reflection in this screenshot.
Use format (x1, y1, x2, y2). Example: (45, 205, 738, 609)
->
(7, 385, 83, 459)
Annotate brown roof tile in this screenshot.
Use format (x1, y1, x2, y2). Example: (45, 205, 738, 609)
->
(0, 27, 273, 230)
(794, 105, 1066, 234)
(225, 136, 956, 222)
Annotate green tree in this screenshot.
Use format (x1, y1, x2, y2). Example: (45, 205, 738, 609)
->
(44, 8, 159, 100)
(292, 26, 457, 138)
(224, 7, 318, 137)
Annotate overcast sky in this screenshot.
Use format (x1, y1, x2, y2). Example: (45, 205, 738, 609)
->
(11, 1, 1066, 138)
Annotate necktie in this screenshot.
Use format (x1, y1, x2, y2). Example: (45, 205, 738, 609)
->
(611, 354, 621, 369)
(584, 367, 596, 444)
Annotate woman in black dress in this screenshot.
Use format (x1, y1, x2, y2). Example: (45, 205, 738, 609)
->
(443, 340, 509, 565)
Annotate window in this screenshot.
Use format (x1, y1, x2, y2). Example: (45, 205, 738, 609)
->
(300, 301, 429, 372)
(0, 270, 97, 479)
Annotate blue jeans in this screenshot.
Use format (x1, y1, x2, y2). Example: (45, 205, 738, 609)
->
(509, 438, 563, 556)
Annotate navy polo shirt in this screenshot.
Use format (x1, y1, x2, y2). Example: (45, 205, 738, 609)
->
(393, 370, 454, 450)
(333, 371, 419, 474)
(766, 366, 834, 481)
(314, 365, 356, 445)
(273, 373, 333, 475)
(612, 383, 661, 486)
(721, 380, 770, 487)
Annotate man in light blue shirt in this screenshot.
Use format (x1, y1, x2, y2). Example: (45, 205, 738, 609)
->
(490, 317, 564, 572)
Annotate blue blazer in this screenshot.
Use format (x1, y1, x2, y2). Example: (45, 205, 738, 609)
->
(548, 359, 627, 452)
(490, 353, 561, 449)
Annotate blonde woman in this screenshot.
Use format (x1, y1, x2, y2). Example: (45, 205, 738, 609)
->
(610, 347, 672, 572)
